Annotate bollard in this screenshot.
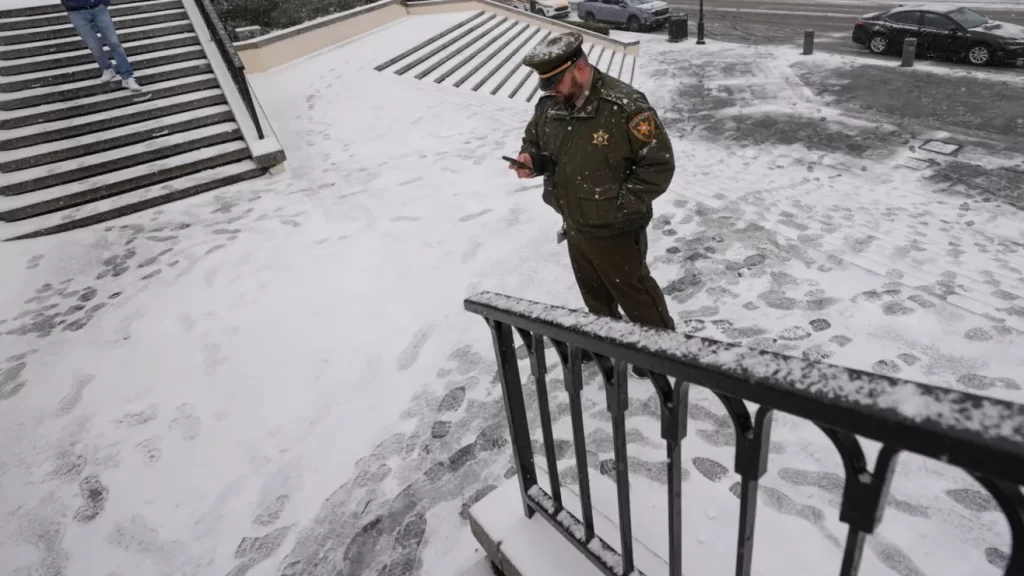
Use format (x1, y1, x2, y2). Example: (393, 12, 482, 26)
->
(901, 37, 917, 67)
(803, 30, 814, 55)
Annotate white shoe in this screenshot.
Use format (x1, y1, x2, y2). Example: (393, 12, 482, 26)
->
(122, 77, 143, 92)
(99, 68, 117, 82)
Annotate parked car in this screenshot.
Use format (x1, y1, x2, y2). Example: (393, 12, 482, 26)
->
(852, 4, 1024, 66)
(510, 0, 571, 19)
(576, 0, 671, 32)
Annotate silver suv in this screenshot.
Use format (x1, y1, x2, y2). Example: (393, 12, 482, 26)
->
(577, 0, 671, 32)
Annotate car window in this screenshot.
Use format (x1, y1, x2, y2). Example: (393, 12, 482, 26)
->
(948, 7, 989, 29)
(921, 13, 956, 29)
(886, 11, 920, 25)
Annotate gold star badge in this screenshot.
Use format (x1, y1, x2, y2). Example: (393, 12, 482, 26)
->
(592, 129, 609, 147)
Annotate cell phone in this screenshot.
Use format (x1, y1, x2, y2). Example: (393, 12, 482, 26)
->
(502, 155, 532, 171)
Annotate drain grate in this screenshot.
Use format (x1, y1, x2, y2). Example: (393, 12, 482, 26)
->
(921, 140, 961, 155)
(900, 157, 936, 171)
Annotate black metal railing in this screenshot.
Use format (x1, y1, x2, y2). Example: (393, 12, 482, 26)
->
(193, 0, 265, 139)
(464, 290, 1024, 576)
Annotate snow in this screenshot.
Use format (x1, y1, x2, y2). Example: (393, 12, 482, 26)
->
(977, 20, 1024, 38)
(1, 8, 1023, 576)
(525, 29, 579, 62)
(0, 32, 199, 67)
(0, 59, 209, 103)
(0, 140, 246, 211)
(0, 99, 228, 164)
(2, 122, 239, 188)
(0, 7, 186, 36)
(0, 45, 201, 90)
(472, 480, 606, 576)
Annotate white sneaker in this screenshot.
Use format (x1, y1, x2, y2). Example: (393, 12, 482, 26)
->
(99, 68, 117, 82)
(122, 77, 143, 92)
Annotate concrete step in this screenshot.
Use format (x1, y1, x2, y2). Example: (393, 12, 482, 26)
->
(394, 13, 499, 76)
(0, 139, 251, 222)
(0, 87, 225, 150)
(0, 0, 182, 32)
(0, 0, 162, 19)
(0, 44, 204, 92)
(0, 32, 198, 76)
(0, 102, 232, 171)
(374, 10, 639, 103)
(0, 72, 217, 129)
(0, 58, 210, 111)
(2, 122, 241, 195)
(375, 10, 487, 72)
(0, 19, 192, 59)
(0, 8, 188, 46)
(2, 159, 265, 241)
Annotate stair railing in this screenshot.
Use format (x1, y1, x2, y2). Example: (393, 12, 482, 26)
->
(193, 0, 265, 139)
(465, 290, 1024, 576)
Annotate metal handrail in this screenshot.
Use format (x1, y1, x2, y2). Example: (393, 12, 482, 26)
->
(465, 290, 1024, 576)
(193, 0, 265, 139)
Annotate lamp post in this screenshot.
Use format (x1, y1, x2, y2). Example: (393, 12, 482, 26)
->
(696, 0, 706, 44)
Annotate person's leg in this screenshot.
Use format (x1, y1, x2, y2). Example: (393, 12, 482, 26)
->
(584, 229, 675, 331)
(91, 6, 134, 79)
(66, 9, 113, 72)
(566, 232, 622, 320)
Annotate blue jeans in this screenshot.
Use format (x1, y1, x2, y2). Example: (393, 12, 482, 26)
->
(66, 6, 134, 80)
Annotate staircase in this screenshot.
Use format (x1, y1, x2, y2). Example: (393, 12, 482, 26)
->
(375, 10, 636, 102)
(0, 0, 278, 241)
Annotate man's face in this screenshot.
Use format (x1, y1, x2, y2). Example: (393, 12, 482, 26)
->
(550, 63, 584, 104)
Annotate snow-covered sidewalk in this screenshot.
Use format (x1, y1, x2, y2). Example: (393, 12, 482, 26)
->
(1, 11, 1022, 576)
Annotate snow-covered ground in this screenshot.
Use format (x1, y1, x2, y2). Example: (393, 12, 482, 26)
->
(2, 10, 1023, 576)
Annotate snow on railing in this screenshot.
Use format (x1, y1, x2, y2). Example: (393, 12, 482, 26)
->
(464, 290, 1024, 576)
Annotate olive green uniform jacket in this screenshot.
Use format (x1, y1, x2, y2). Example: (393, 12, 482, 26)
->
(520, 68, 675, 238)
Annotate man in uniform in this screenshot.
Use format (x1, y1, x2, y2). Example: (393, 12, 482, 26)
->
(509, 31, 676, 374)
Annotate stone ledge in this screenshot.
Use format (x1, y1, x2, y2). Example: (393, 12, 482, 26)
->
(235, 0, 404, 50)
(468, 479, 606, 576)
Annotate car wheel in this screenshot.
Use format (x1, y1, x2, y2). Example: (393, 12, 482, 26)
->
(627, 15, 641, 32)
(584, 11, 596, 22)
(967, 44, 992, 66)
(868, 34, 889, 55)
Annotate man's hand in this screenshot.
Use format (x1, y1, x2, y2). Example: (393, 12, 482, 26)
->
(510, 153, 535, 179)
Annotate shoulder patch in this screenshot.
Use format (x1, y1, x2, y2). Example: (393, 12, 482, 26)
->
(629, 111, 657, 143)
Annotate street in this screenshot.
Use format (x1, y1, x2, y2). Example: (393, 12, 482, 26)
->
(657, 0, 1024, 59)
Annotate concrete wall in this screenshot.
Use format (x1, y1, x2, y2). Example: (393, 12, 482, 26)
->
(235, 0, 641, 73)
(235, 0, 407, 73)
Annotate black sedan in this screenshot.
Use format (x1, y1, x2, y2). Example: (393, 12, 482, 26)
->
(852, 4, 1024, 66)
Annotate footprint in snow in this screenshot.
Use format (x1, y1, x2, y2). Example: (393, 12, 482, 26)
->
(169, 404, 202, 441)
(396, 324, 437, 371)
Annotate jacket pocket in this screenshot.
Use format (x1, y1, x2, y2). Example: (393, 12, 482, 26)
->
(576, 184, 622, 227)
(542, 177, 561, 214)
